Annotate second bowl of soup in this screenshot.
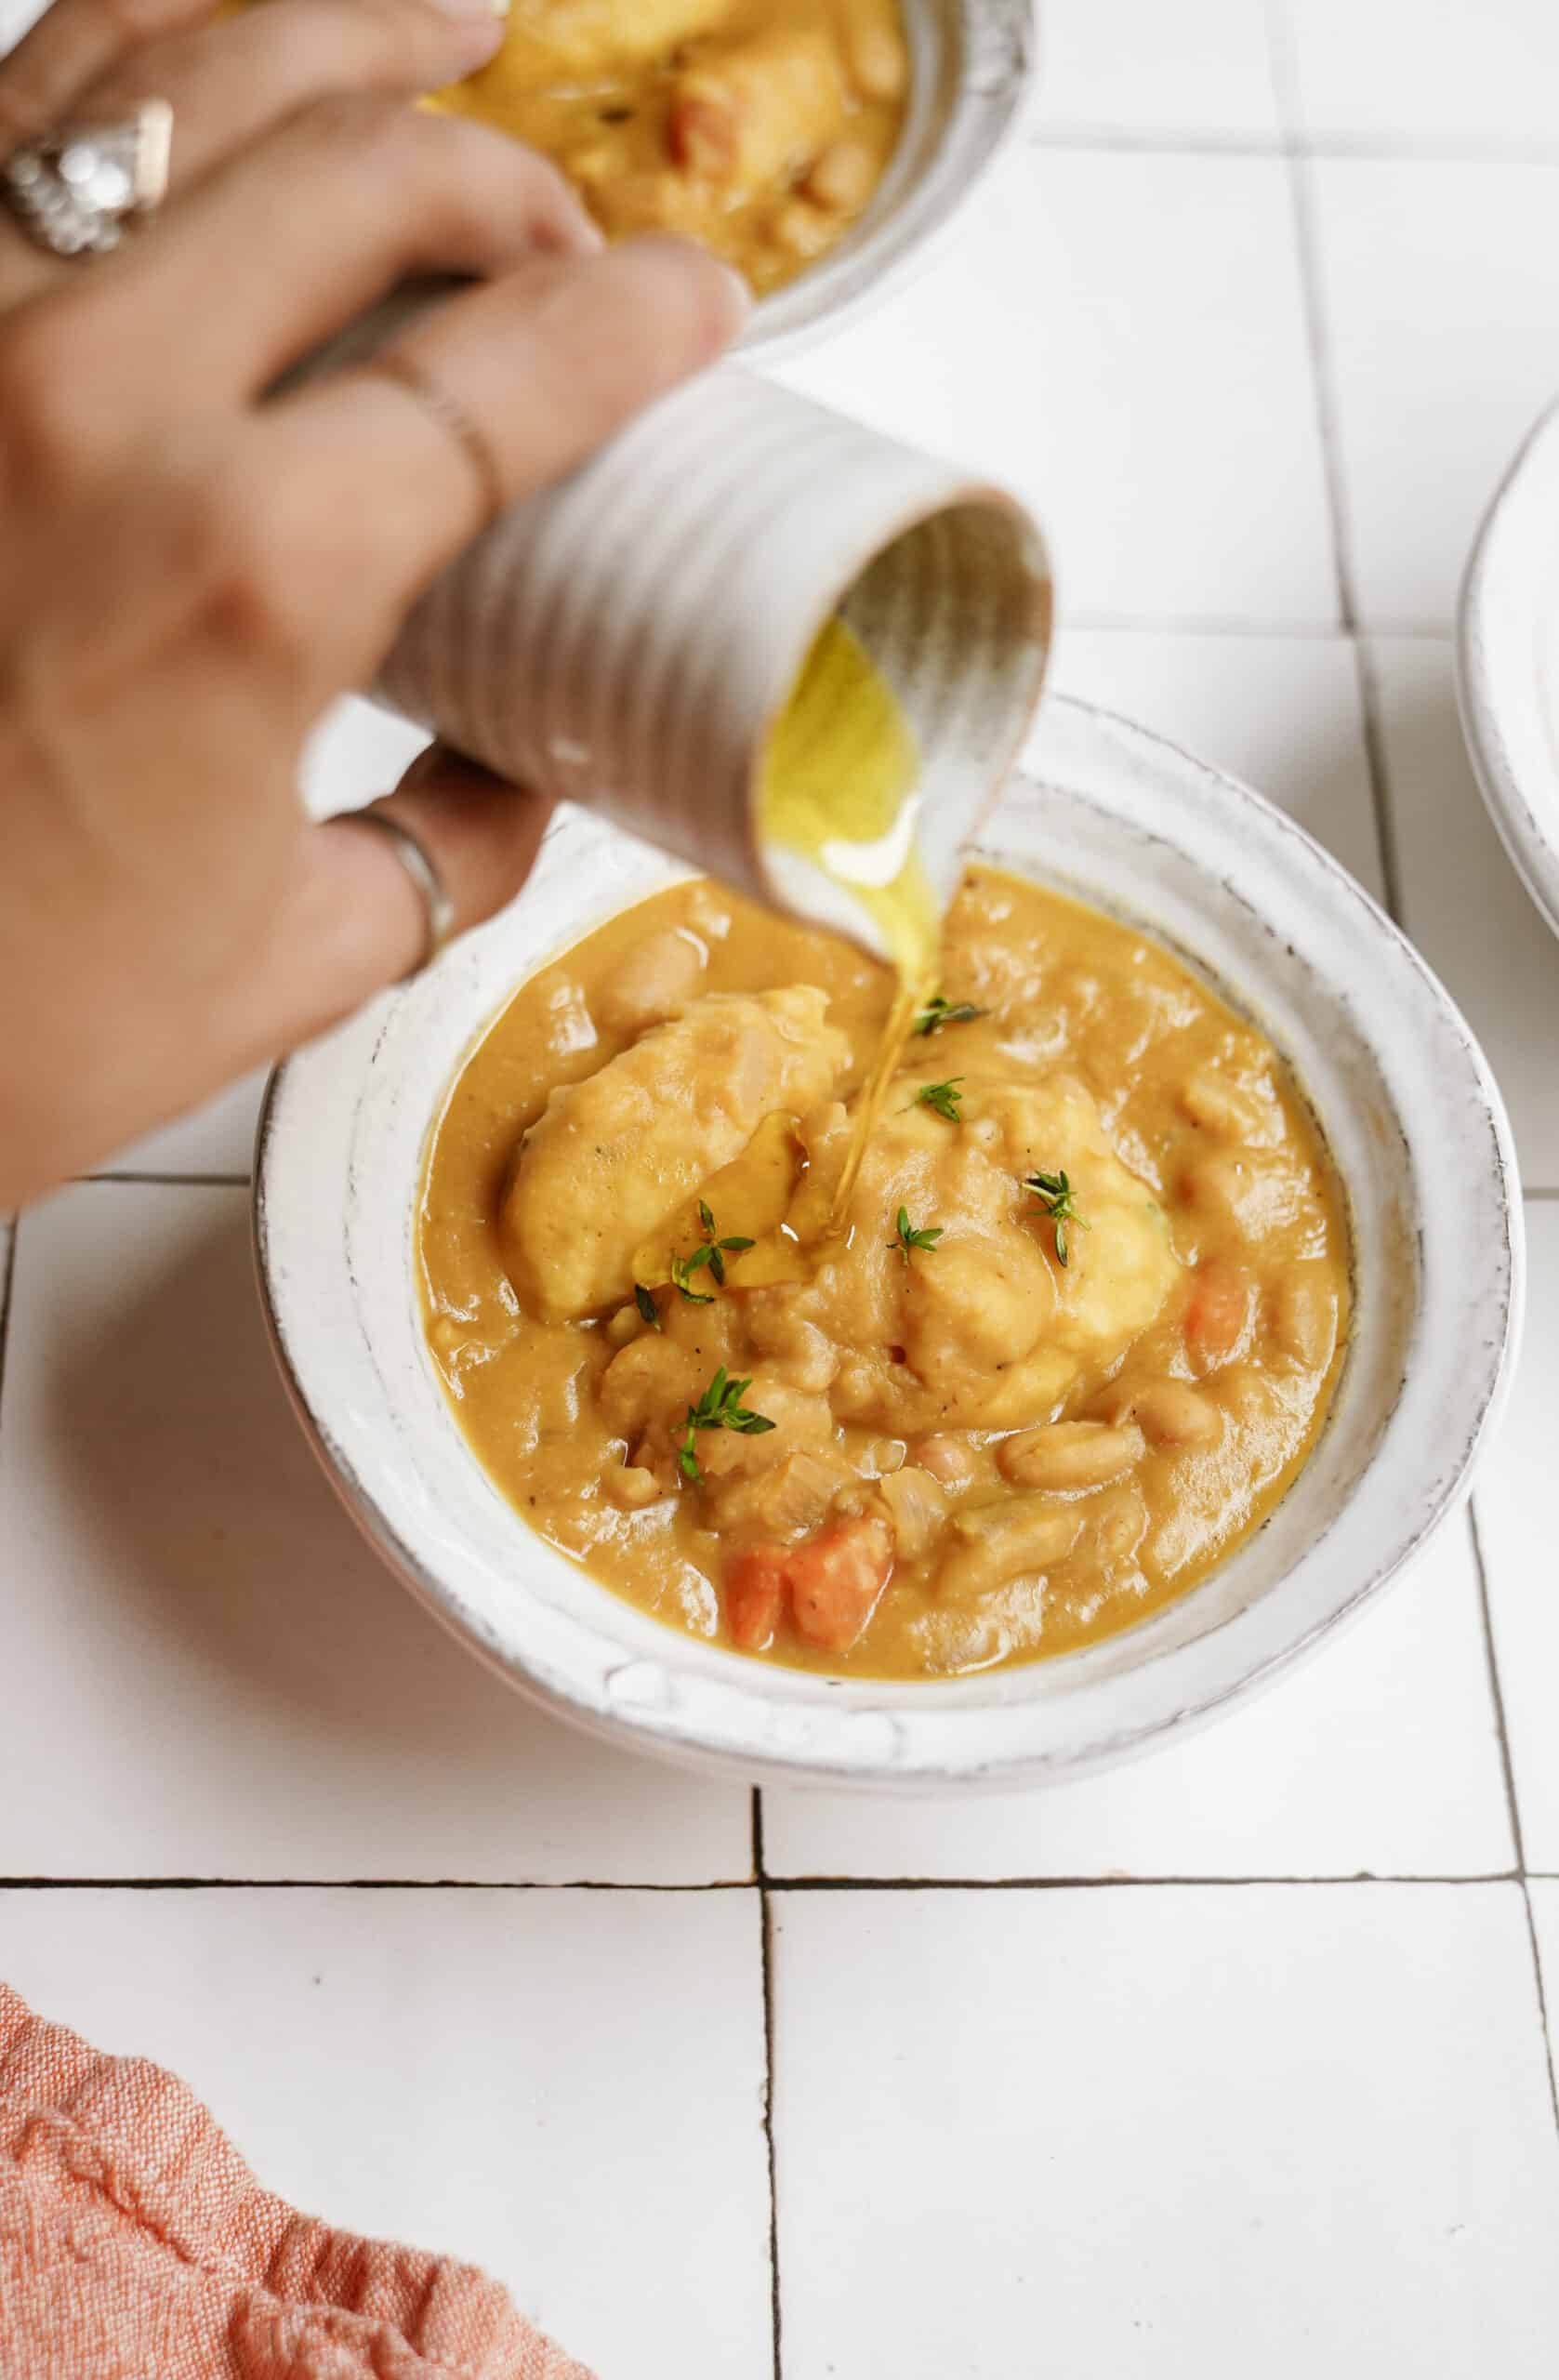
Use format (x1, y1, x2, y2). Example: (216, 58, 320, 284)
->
(431, 0, 1036, 359)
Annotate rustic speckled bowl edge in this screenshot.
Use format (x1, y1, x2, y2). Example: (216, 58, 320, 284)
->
(1457, 392, 1559, 943)
(737, 0, 1036, 366)
(253, 699, 1524, 1792)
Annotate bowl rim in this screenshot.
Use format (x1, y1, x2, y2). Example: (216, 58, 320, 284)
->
(735, 0, 1037, 367)
(254, 697, 1524, 1789)
(1457, 391, 1559, 943)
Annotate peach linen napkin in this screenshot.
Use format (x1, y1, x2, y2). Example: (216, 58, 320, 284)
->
(0, 1982, 594, 2380)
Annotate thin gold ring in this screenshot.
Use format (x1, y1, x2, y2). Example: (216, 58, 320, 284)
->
(363, 349, 506, 529)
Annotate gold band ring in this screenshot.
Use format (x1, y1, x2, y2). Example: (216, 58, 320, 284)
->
(363, 349, 506, 531)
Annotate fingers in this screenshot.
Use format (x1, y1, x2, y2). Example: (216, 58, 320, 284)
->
(73, 0, 508, 197)
(230, 747, 554, 1056)
(257, 234, 748, 668)
(0, 0, 213, 154)
(64, 96, 600, 407)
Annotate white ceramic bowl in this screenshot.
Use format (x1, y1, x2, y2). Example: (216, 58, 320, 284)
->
(255, 701, 1523, 1791)
(1458, 394, 1559, 942)
(739, 0, 1035, 365)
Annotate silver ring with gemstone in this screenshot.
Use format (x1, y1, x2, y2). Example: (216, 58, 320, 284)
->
(2, 98, 172, 258)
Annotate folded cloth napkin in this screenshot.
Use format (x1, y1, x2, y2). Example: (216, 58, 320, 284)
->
(0, 1981, 594, 2380)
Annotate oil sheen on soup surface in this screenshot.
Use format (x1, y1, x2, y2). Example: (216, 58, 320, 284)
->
(418, 867, 1351, 1681)
(431, 0, 909, 296)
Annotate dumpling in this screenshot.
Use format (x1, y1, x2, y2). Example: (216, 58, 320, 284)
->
(501, 986, 849, 1321)
(499, 0, 733, 78)
(759, 1069, 1181, 1434)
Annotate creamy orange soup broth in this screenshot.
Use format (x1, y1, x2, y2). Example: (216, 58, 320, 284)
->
(417, 867, 1350, 1680)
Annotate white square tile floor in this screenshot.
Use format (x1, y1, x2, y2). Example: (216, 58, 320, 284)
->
(7, 7, 1559, 2373)
(779, 147, 1338, 627)
(1367, 636, 1559, 1187)
(1047, 628, 1385, 897)
(769, 1884, 1559, 2379)
(1029, 0, 1280, 142)
(1473, 1200, 1559, 1878)
(1306, 157, 1559, 627)
(1533, 1882, 1559, 2043)
(760, 1518, 1513, 1884)
(0, 1886, 773, 2380)
(1275, 0, 1559, 152)
(0, 1182, 754, 1883)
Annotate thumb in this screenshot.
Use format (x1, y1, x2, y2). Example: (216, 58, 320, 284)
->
(229, 746, 553, 1064)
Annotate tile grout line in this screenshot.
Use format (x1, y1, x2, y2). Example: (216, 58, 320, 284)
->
(1266, 0, 1408, 925)
(751, 1792, 784, 2380)
(0, 1875, 760, 1894)
(1350, 637, 1407, 926)
(79, 1171, 251, 1188)
(0, 1871, 1525, 1893)
(0, 1216, 17, 1438)
(1064, 612, 1337, 640)
(1024, 125, 1559, 168)
(759, 1890, 784, 2380)
(1467, 1500, 1559, 2136)
(1064, 614, 1451, 640)
(1466, 1502, 1530, 1873)
(1264, 0, 1350, 642)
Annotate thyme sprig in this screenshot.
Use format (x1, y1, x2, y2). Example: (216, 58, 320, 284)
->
(678, 1367, 775, 1485)
(912, 993, 986, 1038)
(1025, 1169, 1090, 1268)
(889, 1206, 945, 1265)
(670, 1200, 755, 1301)
(909, 1077, 964, 1123)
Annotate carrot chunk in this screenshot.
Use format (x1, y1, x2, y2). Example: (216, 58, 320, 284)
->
(667, 93, 738, 180)
(726, 1546, 791, 1652)
(1184, 1257, 1254, 1370)
(788, 1516, 893, 1654)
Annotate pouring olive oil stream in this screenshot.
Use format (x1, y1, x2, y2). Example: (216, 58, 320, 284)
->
(618, 613, 962, 1298)
(757, 614, 942, 1243)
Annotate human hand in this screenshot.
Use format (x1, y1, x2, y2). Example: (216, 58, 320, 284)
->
(0, 0, 746, 1208)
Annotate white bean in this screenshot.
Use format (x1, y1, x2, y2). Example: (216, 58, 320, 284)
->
(1274, 1269, 1339, 1369)
(936, 1498, 1082, 1604)
(595, 930, 706, 1038)
(1090, 1481, 1149, 1567)
(1178, 1071, 1272, 1143)
(849, 19, 909, 99)
(997, 1421, 1143, 1492)
(804, 138, 878, 212)
(603, 1465, 664, 1512)
(1131, 1381, 1222, 1449)
(915, 1434, 979, 1490)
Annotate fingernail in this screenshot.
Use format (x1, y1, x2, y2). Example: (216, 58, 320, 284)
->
(574, 208, 607, 254)
(713, 258, 754, 323)
(627, 234, 753, 325)
(429, 0, 507, 20)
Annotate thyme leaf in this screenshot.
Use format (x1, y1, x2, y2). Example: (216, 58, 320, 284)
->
(889, 1205, 945, 1264)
